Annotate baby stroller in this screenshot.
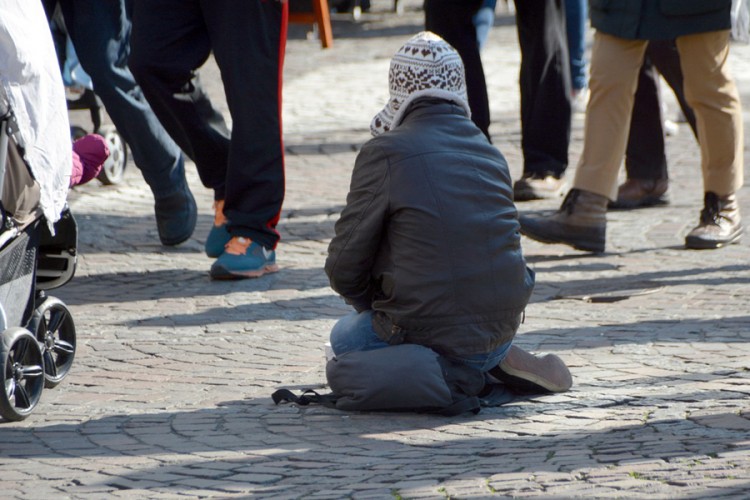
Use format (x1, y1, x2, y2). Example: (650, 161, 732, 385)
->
(0, 0, 81, 421)
(0, 96, 78, 422)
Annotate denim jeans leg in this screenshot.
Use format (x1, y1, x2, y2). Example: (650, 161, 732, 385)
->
(330, 311, 389, 356)
(564, 0, 588, 91)
(448, 341, 513, 372)
(62, 0, 187, 199)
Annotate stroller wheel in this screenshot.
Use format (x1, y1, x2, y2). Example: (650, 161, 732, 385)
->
(0, 328, 45, 422)
(97, 125, 128, 185)
(30, 297, 76, 389)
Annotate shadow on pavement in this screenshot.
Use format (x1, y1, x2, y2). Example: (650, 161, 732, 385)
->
(0, 395, 747, 497)
(72, 209, 341, 252)
(58, 266, 334, 306)
(528, 263, 750, 303)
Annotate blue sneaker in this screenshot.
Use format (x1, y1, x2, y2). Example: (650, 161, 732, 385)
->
(210, 237, 279, 279)
(205, 200, 231, 257)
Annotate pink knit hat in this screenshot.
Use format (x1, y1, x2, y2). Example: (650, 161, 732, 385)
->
(70, 134, 109, 187)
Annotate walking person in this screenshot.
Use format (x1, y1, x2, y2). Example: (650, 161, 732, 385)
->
(42, 0, 198, 247)
(129, 0, 288, 279)
(425, 0, 573, 201)
(519, 0, 743, 251)
(612, 40, 698, 209)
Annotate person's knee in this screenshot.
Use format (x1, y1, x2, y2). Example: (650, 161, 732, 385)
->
(329, 313, 356, 351)
(329, 319, 348, 348)
(329, 310, 381, 356)
(82, 59, 140, 102)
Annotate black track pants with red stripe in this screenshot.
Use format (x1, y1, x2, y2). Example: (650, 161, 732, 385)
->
(130, 0, 288, 249)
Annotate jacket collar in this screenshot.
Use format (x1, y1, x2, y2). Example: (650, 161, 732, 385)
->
(397, 97, 471, 125)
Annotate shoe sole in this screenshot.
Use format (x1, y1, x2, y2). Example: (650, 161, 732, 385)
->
(519, 225, 605, 253)
(685, 229, 743, 250)
(495, 347, 572, 393)
(210, 263, 280, 280)
(608, 196, 669, 210)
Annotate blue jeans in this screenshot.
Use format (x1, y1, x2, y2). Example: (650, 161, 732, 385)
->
(564, 0, 588, 91)
(50, 0, 187, 199)
(330, 311, 512, 372)
(473, 0, 497, 51)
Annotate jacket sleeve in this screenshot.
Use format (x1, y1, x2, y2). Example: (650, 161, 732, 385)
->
(325, 143, 389, 312)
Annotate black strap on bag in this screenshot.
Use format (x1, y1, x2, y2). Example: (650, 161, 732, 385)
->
(271, 387, 481, 417)
(271, 389, 339, 408)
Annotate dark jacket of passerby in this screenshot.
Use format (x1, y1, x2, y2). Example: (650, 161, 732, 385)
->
(590, 0, 732, 40)
(325, 97, 535, 359)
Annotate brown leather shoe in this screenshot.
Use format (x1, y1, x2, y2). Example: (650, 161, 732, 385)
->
(685, 192, 743, 249)
(513, 174, 566, 201)
(608, 178, 669, 209)
(519, 189, 608, 253)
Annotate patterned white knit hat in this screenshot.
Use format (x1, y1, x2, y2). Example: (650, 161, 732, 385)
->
(370, 31, 471, 136)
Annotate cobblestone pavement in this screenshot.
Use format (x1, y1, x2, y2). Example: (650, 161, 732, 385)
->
(2, 2, 749, 498)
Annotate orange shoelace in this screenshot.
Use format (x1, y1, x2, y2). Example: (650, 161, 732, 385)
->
(224, 236, 251, 256)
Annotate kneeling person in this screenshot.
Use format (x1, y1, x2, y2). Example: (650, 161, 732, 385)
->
(325, 32, 572, 395)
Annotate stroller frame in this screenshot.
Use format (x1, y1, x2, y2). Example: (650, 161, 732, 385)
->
(0, 96, 79, 422)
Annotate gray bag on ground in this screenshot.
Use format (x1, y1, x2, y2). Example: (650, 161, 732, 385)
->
(327, 344, 485, 415)
(272, 344, 515, 416)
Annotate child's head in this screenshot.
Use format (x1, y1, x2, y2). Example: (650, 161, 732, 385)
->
(370, 31, 471, 136)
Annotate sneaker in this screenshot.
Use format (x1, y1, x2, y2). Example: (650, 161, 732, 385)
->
(513, 174, 566, 201)
(154, 183, 197, 246)
(487, 345, 572, 394)
(205, 200, 231, 258)
(210, 237, 279, 280)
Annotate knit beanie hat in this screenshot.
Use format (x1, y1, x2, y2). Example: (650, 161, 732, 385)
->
(370, 31, 471, 136)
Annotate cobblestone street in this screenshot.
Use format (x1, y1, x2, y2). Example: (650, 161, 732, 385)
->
(1, 2, 749, 498)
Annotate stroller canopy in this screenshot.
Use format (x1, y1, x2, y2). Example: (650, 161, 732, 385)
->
(0, 0, 72, 229)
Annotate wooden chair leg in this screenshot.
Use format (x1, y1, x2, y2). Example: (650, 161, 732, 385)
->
(312, 0, 333, 49)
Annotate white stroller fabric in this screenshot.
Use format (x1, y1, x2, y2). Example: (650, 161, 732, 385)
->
(0, 0, 71, 229)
